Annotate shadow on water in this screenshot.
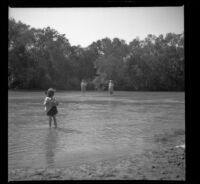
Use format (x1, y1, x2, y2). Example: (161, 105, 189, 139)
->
(56, 127, 82, 134)
(45, 129, 58, 168)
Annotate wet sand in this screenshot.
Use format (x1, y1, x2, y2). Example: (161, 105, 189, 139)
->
(8, 130, 185, 181)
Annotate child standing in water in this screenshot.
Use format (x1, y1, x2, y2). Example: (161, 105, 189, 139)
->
(44, 88, 59, 128)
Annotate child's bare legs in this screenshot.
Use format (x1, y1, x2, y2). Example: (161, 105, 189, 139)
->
(52, 116, 57, 128)
(49, 116, 52, 128)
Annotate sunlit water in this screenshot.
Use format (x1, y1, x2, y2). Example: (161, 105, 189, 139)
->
(8, 91, 185, 169)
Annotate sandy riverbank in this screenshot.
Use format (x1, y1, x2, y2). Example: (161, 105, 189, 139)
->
(9, 130, 185, 181)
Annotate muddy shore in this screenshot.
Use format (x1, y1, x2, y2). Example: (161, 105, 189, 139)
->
(9, 131, 185, 181)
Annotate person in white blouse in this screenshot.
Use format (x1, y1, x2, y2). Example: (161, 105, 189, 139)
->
(108, 80, 114, 95)
(81, 80, 87, 93)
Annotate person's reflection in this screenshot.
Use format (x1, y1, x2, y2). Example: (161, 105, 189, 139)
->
(45, 129, 58, 168)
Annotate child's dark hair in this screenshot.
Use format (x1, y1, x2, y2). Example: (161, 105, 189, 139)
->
(46, 88, 55, 98)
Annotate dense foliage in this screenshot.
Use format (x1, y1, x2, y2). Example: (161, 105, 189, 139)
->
(8, 18, 184, 91)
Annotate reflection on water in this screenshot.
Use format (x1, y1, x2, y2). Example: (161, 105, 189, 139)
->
(56, 127, 82, 134)
(45, 129, 58, 168)
(8, 91, 185, 169)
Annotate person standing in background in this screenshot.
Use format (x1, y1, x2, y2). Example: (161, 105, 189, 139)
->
(81, 80, 87, 93)
(108, 80, 114, 95)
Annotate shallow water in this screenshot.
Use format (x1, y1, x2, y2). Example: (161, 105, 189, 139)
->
(8, 91, 185, 169)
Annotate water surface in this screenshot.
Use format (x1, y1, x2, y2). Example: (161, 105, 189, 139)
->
(8, 91, 185, 169)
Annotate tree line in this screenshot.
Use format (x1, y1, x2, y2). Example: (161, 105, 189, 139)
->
(8, 18, 184, 91)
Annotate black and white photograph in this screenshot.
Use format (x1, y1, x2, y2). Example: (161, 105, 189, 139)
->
(8, 6, 185, 181)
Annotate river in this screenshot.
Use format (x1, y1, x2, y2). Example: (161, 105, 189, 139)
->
(8, 91, 185, 170)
